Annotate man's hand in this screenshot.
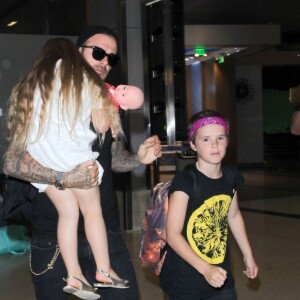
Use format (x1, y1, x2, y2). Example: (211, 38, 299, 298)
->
(136, 135, 162, 165)
(64, 160, 99, 189)
(290, 106, 300, 135)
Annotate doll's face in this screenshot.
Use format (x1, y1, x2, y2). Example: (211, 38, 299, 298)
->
(114, 85, 144, 110)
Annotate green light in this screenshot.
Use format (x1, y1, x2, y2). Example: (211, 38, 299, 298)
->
(218, 55, 224, 63)
(195, 45, 206, 56)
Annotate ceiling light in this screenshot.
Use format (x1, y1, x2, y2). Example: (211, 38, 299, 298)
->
(218, 55, 224, 63)
(7, 21, 17, 27)
(195, 45, 206, 56)
(146, 0, 162, 6)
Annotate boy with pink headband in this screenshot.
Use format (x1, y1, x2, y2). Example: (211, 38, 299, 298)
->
(160, 110, 258, 299)
(188, 115, 230, 140)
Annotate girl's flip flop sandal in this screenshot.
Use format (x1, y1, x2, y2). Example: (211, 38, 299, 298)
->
(94, 269, 130, 289)
(63, 275, 100, 299)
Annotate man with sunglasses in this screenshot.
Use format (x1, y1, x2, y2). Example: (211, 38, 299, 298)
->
(77, 27, 121, 79)
(3, 26, 161, 300)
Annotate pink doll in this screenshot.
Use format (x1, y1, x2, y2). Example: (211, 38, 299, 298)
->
(106, 83, 144, 110)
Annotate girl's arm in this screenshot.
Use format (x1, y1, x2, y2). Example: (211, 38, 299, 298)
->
(3, 147, 98, 189)
(228, 192, 259, 279)
(166, 191, 227, 288)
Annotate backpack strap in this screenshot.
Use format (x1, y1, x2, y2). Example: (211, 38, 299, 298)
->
(183, 164, 199, 201)
(187, 169, 197, 200)
(221, 165, 237, 197)
(160, 167, 198, 260)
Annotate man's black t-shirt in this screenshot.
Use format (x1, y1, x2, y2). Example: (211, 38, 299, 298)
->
(160, 163, 244, 298)
(31, 130, 119, 240)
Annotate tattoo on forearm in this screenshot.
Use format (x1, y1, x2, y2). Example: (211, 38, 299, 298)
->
(111, 140, 140, 172)
(3, 149, 56, 184)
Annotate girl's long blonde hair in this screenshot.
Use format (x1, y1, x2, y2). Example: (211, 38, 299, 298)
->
(6, 37, 122, 150)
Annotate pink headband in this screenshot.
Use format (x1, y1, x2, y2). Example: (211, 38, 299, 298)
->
(188, 116, 230, 140)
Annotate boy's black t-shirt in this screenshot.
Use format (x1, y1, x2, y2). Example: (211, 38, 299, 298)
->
(31, 130, 119, 240)
(160, 163, 244, 298)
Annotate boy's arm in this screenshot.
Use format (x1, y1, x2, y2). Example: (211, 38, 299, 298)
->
(228, 192, 259, 279)
(3, 147, 98, 189)
(111, 135, 161, 172)
(166, 191, 227, 288)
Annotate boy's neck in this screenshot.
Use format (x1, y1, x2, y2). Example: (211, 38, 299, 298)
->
(196, 160, 222, 179)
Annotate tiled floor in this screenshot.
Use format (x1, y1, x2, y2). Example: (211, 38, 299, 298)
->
(1, 166, 300, 299)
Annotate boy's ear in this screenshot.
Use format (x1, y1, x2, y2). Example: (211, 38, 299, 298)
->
(189, 141, 196, 151)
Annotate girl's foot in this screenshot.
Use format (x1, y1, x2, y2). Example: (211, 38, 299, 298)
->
(63, 275, 100, 299)
(94, 269, 130, 289)
(67, 274, 90, 289)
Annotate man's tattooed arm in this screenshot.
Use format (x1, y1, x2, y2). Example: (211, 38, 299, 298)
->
(111, 140, 140, 173)
(3, 148, 57, 183)
(111, 135, 161, 172)
(3, 147, 98, 189)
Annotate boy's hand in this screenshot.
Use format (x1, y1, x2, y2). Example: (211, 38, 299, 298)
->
(202, 265, 227, 288)
(243, 256, 259, 279)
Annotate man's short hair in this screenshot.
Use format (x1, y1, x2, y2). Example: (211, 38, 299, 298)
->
(76, 26, 119, 48)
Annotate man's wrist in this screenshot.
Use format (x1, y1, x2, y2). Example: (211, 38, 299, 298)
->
(54, 171, 65, 190)
(134, 154, 142, 165)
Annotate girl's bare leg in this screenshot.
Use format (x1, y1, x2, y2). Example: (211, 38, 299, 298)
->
(72, 186, 122, 283)
(45, 186, 90, 288)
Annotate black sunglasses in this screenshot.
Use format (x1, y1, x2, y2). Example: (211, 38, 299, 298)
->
(81, 45, 120, 67)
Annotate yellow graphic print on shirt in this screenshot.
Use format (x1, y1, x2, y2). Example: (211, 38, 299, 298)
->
(187, 194, 231, 264)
